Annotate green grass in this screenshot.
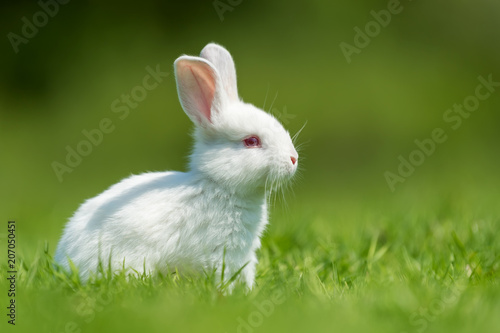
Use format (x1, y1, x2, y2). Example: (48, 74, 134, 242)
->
(2, 194, 499, 333)
(2, 3, 500, 331)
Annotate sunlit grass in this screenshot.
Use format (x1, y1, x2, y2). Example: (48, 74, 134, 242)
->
(2, 196, 499, 333)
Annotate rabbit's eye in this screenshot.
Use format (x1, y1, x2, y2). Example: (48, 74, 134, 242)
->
(243, 136, 261, 148)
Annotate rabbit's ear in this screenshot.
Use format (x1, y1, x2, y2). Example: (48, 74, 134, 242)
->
(174, 56, 225, 127)
(200, 43, 239, 102)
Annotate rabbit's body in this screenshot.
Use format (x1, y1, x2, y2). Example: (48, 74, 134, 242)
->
(55, 43, 298, 288)
(55, 170, 267, 286)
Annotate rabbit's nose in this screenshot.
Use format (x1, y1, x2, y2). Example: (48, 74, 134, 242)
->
(290, 156, 297, 165)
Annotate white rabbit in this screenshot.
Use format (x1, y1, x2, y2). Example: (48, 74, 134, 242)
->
(54, 43, 299, 289)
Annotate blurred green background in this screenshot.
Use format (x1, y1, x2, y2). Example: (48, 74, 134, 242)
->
(2, 0, 500, 245)
(1, 0, 500, 331)
(0, 0, 500, 244)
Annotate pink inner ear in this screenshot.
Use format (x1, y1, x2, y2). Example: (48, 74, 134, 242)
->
(184, 63, 216, 122)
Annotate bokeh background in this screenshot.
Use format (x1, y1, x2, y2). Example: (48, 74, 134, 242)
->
(1, 0, 499, 326)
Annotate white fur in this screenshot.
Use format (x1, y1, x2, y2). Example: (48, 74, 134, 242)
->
(54, 43, 298, 288)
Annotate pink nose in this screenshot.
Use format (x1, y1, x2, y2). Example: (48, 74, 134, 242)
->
(290, 156, 297, 165)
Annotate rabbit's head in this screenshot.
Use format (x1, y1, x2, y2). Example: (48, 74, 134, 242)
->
(174, 43, 298, 194)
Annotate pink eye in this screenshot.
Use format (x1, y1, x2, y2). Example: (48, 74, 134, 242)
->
(243, 136, 261, 148)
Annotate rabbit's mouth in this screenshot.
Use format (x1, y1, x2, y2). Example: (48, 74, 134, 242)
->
(264, 163, 297, 193)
